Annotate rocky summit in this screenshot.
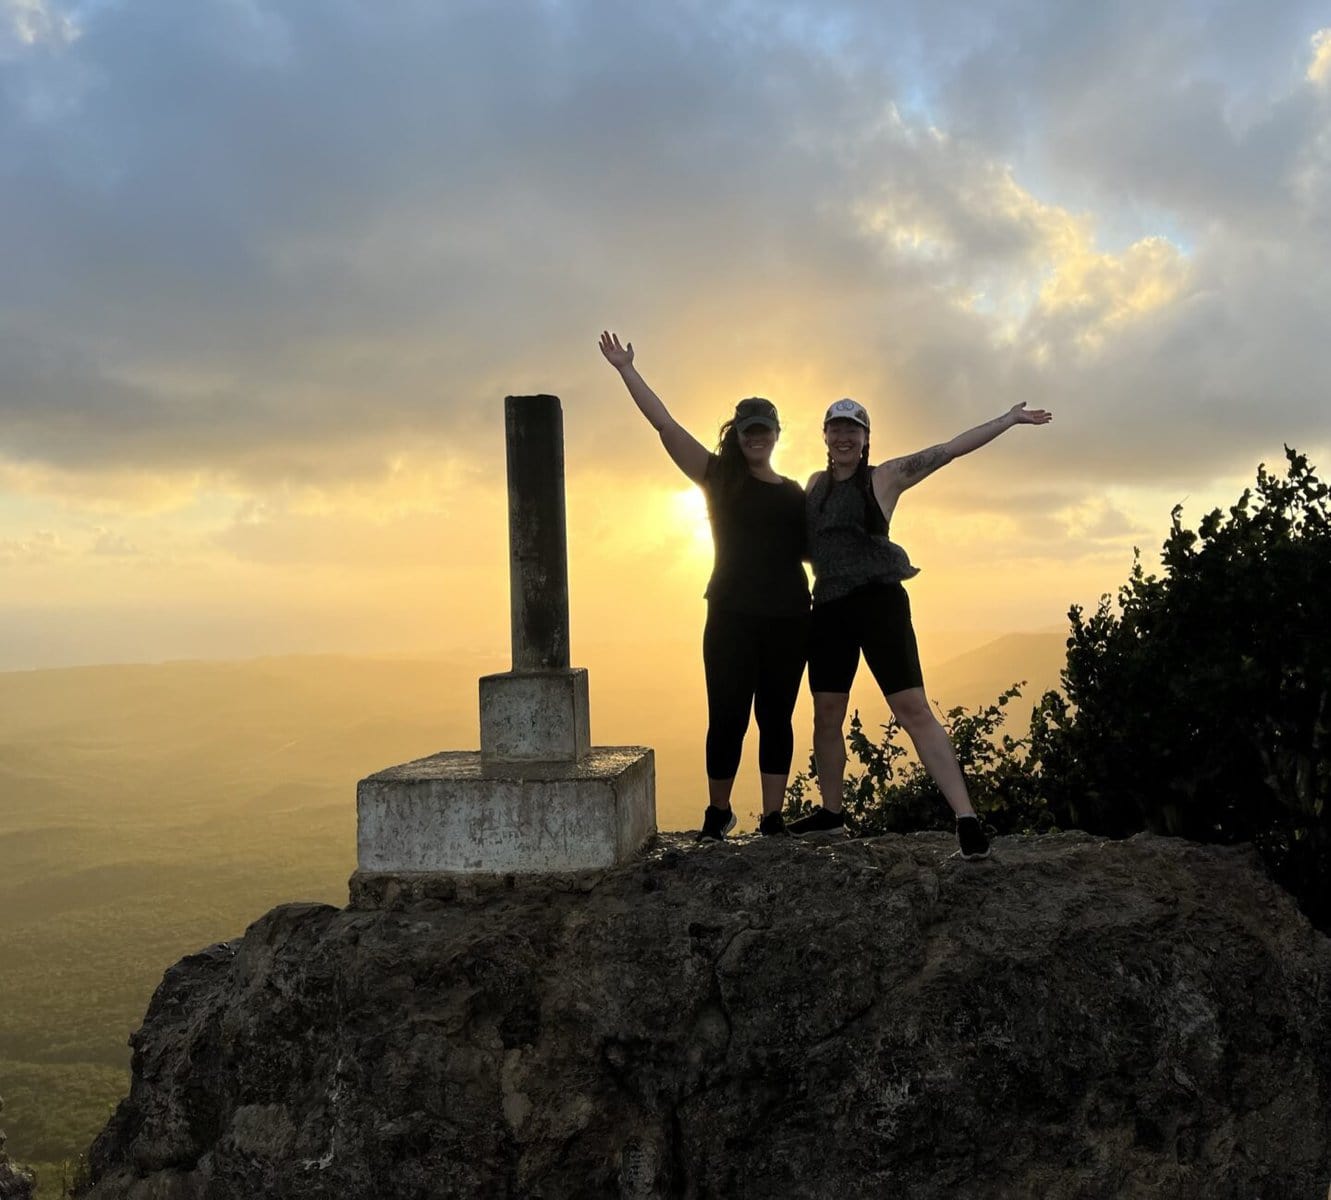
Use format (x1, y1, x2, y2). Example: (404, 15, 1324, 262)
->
(82, 831, 1331, 1200)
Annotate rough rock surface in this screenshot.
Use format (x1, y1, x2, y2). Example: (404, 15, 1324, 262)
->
(82, 832, 1331, 1200)
(0, 1096, 36, 1200)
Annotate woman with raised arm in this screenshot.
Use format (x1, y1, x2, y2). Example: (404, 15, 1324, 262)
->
(790, 397, 1053, 858)
(599, 331, 810, 841)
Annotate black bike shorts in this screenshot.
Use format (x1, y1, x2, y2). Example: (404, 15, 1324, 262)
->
(807, 581, 924, 697)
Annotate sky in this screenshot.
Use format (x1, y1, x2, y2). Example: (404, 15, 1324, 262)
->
(3, 0, 1330, 673)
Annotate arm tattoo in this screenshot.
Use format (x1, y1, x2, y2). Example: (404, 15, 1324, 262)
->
(898, 445, 947, 483)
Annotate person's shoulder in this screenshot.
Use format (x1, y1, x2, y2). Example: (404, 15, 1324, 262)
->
(804, 469, 827, 491)
(869, 459, 904, 490)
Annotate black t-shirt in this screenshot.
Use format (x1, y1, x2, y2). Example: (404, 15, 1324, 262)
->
(701, 457, 811, 617)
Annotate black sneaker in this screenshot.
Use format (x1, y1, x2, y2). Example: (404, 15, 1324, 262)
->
(697, 805, 737, 842)
(759, 812, 788, 837)
(787, 805, 847, 836)
(956, 814, 991, 860)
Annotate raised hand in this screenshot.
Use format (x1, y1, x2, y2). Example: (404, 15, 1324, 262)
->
(598, 331, 710, 482)
(908, 401, 1055, 485)
(599, 330, 634, 371)
(1010, 401, 1052, 425)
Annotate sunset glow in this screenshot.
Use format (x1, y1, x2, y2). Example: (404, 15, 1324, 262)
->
(671, 487, 715, 559)
(10, 8, 1331, 1186)
(1, 0, 1327, 687)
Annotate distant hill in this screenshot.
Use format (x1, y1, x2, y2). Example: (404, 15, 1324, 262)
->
(925, 631, 1067, 714)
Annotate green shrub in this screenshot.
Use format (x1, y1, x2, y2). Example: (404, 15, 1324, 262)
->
(1031, 447, 1331, 929)
(785, 684, 1053, 837)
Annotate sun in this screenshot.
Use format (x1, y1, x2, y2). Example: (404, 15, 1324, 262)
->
(670, 487, 713, 558)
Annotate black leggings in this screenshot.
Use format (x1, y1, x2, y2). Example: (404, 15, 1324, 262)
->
(702, 605, 810, 780)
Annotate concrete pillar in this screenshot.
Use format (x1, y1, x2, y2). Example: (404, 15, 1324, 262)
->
(480, 396, 590, 764)
(505, 394, 570, 672)
(353, 392, 656, 885)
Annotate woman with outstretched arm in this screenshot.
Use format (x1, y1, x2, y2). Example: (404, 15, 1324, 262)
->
(790, 397, 1053, 858)
(599, 331, 811, 841)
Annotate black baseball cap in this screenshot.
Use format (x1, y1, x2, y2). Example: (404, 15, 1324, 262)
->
(734, 397, 780, 433)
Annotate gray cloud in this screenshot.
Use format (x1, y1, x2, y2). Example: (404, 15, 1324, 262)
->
(90, 526, 140, 556)
(1, 0, 1328, 502)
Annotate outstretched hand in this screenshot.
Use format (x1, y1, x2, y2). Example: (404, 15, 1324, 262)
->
(599, 330, 634, 370)
(1010, 401, 1052, 425)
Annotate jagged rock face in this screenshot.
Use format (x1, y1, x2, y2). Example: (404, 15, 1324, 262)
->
(0, 1095, 37, 1200)
(0, 1157, 34, 1200)
(83, 832, 1331, 1200)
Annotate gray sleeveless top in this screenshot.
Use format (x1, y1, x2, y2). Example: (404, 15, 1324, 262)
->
(806, 472, 919, 605)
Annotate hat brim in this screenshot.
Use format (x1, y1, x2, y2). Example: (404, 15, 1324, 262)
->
(736, 417, 779, 433)
(823, 415, 870, 431)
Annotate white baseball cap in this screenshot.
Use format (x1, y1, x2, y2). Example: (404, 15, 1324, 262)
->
(823, 398, 870, 431)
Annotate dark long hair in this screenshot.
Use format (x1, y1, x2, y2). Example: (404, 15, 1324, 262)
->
(710, 419, 750, 496)
(820, 439, 887, 535)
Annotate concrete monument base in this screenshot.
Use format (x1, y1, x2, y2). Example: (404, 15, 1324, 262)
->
(479, 667, 590, 763)
(356, 747, 655, 876)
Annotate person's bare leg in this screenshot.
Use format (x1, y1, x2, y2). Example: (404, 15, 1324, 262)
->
(886, 687, 976, 816)
(812, 691, 851, 812)
(759, 772, 788, 816)
(708, 777, 736, 809)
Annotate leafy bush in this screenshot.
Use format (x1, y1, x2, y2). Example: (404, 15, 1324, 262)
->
(784, 684, 1053, 837)
(1032, 447, 1331, 929)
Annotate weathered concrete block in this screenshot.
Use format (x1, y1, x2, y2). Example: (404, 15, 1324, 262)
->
(356, 747, 654, 875)
(479, 668, 590, 763)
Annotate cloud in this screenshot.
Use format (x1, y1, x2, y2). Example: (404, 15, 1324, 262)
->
(1, 0, 78, 55)
(1308, 28, 1331, 85)
(90, 526, 140, 556)
(4, 1, 873, 481)
(0, 0, 1328, 518)
(0, 527, 64, 563)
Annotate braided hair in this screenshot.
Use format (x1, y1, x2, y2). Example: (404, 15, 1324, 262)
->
(820, 439, 887, 536)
